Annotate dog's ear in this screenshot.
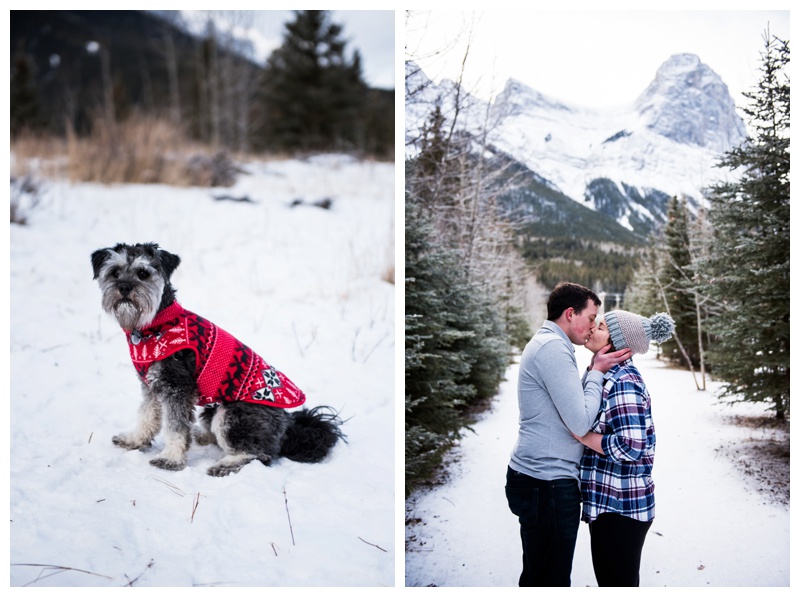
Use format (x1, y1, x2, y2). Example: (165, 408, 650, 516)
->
(91, 248, 111, 280)
(157, 249, 181, 279)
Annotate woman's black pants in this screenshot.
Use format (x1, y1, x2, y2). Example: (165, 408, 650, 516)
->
(588, 512, 653, 586)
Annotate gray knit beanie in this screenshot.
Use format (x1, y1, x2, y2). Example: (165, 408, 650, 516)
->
(604, 310, 675, 355)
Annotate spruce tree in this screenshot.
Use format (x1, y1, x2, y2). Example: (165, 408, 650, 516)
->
(405, 192, 477, 490)
(256, 10, 365, 152)
(659, 196, 701, 366)
(624, 239, 665, 318)
(405, 100, 526, 492)
(702, 32, 789, 418)
(10, 51, 46, 137)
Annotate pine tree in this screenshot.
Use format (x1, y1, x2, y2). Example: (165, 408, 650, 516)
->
(405, 100, 529, 492)
(10, 51, 46, 137)
(405, 192, 478, 490)
(659, 196, 701, 366)
(256, 10, 366, 152)
(624, 240, 665, 318)
(702, 31, 789, 418)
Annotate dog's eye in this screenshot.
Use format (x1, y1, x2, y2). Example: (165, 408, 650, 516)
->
(109, 268, 120, 279)
(137, 269, 151, 280)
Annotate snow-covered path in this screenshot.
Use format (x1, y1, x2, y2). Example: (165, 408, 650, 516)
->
(405, 349, 789, 587)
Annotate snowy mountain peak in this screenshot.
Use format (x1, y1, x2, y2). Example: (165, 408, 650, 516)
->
(497, 78, 573, 114)
(635, 53, 747, 152)
(653, 52, 705, 77)
(485, 53, 748, 236)
(407, 54, 748, 239)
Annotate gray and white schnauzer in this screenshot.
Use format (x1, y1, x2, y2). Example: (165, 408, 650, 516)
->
(91, 242, 344, 477)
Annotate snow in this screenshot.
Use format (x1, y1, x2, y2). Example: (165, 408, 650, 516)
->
(407, 61, 742, 219)
(405, 348, 790, 587)
(493, 94, 720, 206)
(10, 156, 396, 587)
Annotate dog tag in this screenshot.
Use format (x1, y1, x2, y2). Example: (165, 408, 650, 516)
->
(131, 330, 142, 345)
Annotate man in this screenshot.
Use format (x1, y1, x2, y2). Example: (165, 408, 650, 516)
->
(505, 282, 632, 586)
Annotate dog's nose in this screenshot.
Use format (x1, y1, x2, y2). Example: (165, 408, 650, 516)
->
(118, 283, 133, 297)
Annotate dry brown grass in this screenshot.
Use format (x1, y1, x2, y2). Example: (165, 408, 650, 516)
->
(10, 133, 67, 179)
(12, 114, 242, 187)
(65, 114, 200, 185)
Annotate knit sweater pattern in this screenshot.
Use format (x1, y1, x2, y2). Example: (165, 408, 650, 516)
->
(125, 301, 305, 408)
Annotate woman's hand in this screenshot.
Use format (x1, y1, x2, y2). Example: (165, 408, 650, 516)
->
(591, 344, 632, 373)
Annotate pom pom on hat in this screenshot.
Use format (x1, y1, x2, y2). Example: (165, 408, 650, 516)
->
(604, 310, 675, 355)
(649, 312, 675, 344)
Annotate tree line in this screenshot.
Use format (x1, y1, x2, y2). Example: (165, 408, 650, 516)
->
(405, 91, 533, 492)
(10, 10, 393, 159)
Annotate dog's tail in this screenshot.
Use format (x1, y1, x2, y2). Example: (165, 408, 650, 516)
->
(280, 406, 346, 463)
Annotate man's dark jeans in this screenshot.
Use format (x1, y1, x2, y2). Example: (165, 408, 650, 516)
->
(505, 466, 581, 587)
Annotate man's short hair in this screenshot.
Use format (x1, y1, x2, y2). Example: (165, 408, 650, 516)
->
(546, 282, 601, 321)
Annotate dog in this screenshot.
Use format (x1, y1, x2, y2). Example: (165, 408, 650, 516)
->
(91, 242, 344, 477)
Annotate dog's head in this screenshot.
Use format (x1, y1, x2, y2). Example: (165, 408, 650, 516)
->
(91, 242, 180, 331)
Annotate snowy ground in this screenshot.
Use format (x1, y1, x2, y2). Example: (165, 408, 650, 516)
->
(9, 155, 396, 587)
(405, 348, 790, 587)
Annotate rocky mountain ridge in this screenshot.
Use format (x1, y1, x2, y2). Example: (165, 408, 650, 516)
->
(406, 53, 748, 239)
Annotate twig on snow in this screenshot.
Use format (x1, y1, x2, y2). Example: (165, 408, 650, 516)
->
(291, 321, 305, 357)
(283, 487, 295, 546)
(151, 475, 185, 496)
(361, 331, 390, 364)
(190, 492, 202, 523)
(291, 321, 318, 356)
(13, 563, 113, 586)
(124, 559, 154, 586)
(358, 537, 388, 552)
(271, 542, 279, 556)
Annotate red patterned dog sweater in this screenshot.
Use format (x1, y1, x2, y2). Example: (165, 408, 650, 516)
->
(125, 301, 306, 408)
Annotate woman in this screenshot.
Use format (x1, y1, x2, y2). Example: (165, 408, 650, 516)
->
(575, 309, 674, 587)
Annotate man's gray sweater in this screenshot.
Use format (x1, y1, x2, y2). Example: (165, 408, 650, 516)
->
(509, 320, 604, 481)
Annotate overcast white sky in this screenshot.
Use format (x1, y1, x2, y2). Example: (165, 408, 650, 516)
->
(180, 10, 395, 90)
(406, 9, 790, 109)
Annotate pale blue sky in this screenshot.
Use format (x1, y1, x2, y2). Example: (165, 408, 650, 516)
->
(406, 9, 790, 108)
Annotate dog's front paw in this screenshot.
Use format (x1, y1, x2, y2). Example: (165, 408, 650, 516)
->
(149, 457, 186, 471)
(112, 433, 150, 450)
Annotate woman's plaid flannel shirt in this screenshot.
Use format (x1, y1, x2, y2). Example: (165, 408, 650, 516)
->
(579, 361, 655, 523)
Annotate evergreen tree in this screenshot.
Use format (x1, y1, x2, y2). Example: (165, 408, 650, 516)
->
(659, 197, 701, 366)
(405, 192, 477, 491)
(256, 10, 366, 152)
(702, 32, 789, 418)
(404, 99, 528, 492)
(10, 51, 46, 137)
(624, 239, 665, 318)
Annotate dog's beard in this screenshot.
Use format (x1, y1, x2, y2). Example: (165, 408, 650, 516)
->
(110, 298, 150, 331)
(101, 283, 163, 331)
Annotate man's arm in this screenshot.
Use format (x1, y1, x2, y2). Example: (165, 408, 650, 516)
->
(573, 430, 604, 454)
(537, 341, 604, 436)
